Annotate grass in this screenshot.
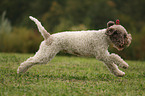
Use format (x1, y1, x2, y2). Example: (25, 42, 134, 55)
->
(0, 53, 145, 96)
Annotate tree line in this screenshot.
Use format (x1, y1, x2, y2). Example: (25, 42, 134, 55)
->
(0, 0, 145, 60)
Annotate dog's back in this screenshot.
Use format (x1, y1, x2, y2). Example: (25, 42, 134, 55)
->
(50, 29, 109, 57)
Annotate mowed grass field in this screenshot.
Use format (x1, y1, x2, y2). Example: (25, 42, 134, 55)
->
(0, 53, 145, 96)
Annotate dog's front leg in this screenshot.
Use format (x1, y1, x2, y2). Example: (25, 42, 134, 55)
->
(101, 59, 125, 77)
(97, 52, 125, 77)
(109, 53, 129, 69)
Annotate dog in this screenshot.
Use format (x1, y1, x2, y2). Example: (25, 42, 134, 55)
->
(17, 16, 132, 77)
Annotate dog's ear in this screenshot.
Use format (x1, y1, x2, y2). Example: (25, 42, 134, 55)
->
(107, 21, 115, 27)
(106, 28, 116, 36)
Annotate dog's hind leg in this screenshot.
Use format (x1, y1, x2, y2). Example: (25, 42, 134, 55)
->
(17, 41, 59, 74)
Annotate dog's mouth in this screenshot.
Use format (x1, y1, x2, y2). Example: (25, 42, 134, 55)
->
(113, 44, 125, 51)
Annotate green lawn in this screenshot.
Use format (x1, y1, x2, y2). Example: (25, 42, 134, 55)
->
(0, 53, 145, 96)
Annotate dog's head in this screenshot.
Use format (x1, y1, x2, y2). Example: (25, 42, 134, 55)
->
(105, 20, 132, 51)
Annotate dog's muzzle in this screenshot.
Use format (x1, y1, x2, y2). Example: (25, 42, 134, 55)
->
(114, 33, 132, 51)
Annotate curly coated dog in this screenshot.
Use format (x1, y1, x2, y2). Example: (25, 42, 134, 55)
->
(17, 16, 132, 77)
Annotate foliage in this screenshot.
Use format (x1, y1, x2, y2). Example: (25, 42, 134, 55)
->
(0, 53, 145, 95)
(0, 0, 145, 60)
(0, 11, 12, 52)
(0, 11, 12, 34)
(0, 27, 42, 53)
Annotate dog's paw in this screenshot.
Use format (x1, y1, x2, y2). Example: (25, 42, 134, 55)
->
(119, 62, 129, 69)
(17, 66, 28, 74)
(122, 65, 129, 69)
(116, 72, 125, 77)
(114, 70, 125, 77)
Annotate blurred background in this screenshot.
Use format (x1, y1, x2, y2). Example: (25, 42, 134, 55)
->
(0, 0, 145, 60)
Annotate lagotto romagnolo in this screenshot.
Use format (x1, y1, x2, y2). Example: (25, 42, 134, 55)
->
(17, 16, 132, 77)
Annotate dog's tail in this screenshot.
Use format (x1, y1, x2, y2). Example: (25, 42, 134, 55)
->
(29, 16, 50, 40)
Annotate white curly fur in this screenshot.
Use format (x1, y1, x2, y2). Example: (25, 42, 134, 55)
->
(17, 16, 129, 77)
